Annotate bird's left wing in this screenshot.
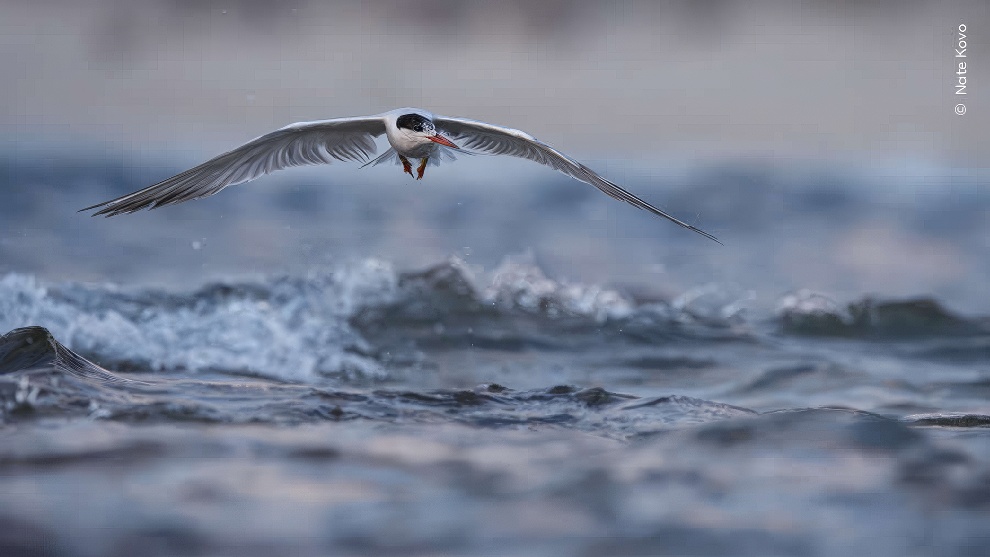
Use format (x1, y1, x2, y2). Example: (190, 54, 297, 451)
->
(82, 116, 387, 216)
(434, 116, 721, 244)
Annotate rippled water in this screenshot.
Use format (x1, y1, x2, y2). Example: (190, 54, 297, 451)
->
(2, 149, 989, 555)
(2, 254, 989, 557)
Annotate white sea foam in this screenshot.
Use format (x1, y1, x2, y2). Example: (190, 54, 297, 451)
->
(0, 260, 399, 381)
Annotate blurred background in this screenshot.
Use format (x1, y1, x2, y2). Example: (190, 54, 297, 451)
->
(2, 0, 988, 313)
(3, 4, 990, 556)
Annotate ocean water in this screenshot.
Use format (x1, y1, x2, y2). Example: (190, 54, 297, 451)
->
(1, 152, 989, 556)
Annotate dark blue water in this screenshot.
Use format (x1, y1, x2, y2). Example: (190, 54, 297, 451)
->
(1, 150, 989, 556)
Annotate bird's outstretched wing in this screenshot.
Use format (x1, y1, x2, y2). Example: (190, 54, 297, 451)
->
(435, 116, 721, 244)
(82, 116, 387, 216)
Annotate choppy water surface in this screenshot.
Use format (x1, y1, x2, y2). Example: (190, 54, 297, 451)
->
(2, 151, 989, 556)
(1, 256, 989, 557)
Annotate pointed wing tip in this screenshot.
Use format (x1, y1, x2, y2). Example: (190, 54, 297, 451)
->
(79, 201, 139, 218)
(79, 204, 112, 217)
(79, 205, 110, 217)
(637, 204, 724, 245)
(692, 227, 724, 246)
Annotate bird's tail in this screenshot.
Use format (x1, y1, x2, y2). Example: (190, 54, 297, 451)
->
(431, 146, 463, 166)
(360, 148, 399, 168)
(359, 147, 468, 169)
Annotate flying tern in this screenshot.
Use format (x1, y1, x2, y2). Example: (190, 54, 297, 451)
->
(82, 108, 720, 243)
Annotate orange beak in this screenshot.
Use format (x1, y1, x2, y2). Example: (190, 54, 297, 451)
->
(428, 134, 459, 149)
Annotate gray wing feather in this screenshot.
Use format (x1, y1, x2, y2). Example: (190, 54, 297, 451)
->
(434, 116, 721, 244)
(83, 116, 386, 216)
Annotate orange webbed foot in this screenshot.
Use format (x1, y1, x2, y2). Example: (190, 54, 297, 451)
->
(416, 157, 429, 180)
(399, 155, 414, 178)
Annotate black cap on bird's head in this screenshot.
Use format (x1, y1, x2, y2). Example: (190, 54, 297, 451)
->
(396, 112, 459, 149)
(396, 113, 433, 133)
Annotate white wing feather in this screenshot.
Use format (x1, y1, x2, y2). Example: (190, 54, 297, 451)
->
(435, 116, 721, 244)
(83, 116, 386, 216)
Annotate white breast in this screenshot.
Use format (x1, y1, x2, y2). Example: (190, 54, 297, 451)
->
(383, 108, 438, 158)
(386, 128, 427, 155)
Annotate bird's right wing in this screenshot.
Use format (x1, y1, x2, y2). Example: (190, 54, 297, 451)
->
(82, 115, 387, 216)
(435, 116, 721, 244)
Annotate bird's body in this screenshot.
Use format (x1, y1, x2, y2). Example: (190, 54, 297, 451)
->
(83, 108, 720, 243)
(385, 109, 445, 158)
(377, 109, 458, 179)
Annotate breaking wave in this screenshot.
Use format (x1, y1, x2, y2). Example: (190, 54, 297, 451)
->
(2, 258, 986, 383)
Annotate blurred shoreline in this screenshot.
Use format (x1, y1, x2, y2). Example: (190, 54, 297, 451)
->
(1, 0, 985, 162)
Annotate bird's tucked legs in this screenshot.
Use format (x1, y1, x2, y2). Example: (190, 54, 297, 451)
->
(399, 155, 414, 178)
(416, 157, 429, 180)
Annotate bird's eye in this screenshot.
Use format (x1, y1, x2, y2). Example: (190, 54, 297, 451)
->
(413, 124, 423, 132)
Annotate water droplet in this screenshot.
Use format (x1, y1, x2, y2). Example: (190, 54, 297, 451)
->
(192, 240, 203, 250)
